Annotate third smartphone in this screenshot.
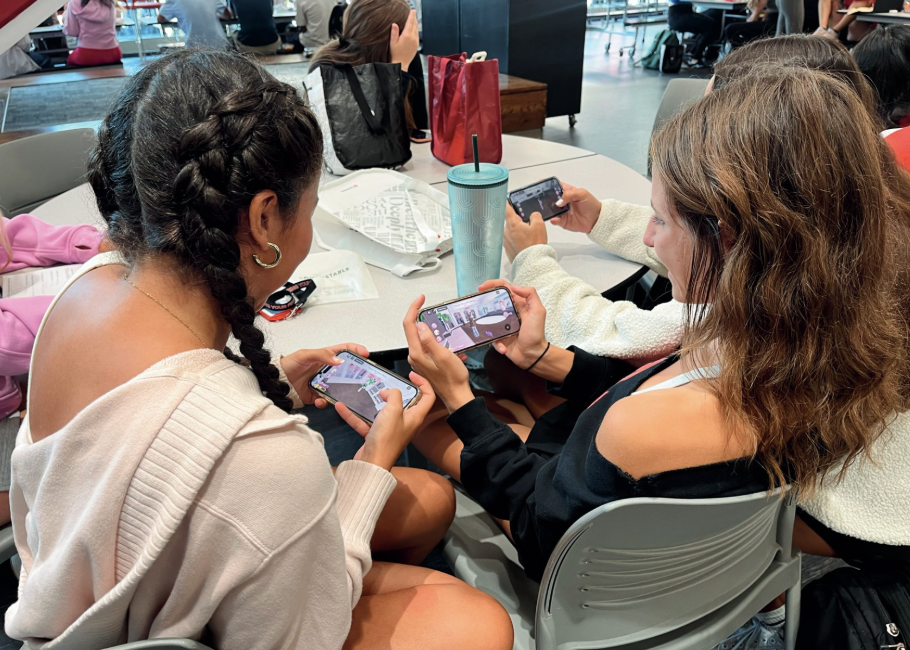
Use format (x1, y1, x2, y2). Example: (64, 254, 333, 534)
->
(508, 177, 569, 222)
(309, 350, 420, 424)
(418, 287, 521, 354)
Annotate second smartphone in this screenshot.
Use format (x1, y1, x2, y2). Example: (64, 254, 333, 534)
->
(508, 177, 569, 222)
(310, 350, 420, 424)
(418, 287, 521, 354)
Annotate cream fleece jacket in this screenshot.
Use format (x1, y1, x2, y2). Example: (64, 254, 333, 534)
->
(510, 199, 686, 361)
(5, 253, 397, 650)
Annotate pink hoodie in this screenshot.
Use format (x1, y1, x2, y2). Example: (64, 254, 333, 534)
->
(0, 215, 103, 419)
(63, 0, 119, 51)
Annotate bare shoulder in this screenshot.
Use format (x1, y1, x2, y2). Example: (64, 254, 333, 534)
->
(594, 383, 752, 479)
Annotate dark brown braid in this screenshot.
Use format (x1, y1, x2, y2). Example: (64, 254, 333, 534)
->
(86, 49, 324, 411)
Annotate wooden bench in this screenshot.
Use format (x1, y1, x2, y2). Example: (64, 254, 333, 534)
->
(499, 73, 547, 133)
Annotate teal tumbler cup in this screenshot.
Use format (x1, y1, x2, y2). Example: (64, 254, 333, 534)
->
(447, 163, 510, 297)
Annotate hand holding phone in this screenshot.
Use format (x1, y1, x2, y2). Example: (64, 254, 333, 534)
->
(548, 183, 603, 235)
(280, 343, 371, 405)
(418, 287, 522, 354)
(508, 177, 569, 223)
(335, 373, 436, 471)
(405, 296, 475, 413)
(475, 280, 549, 370)
(309, 350, 420, 423)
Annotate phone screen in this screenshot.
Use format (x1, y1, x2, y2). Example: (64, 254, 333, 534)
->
(310, 351, 418, 423)
(419, 288, 520, 353)
(509, 178, 568, 222)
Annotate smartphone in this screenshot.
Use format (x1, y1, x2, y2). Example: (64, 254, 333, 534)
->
(309, 350, 420, 424)
(508, 177, 569, 223)
(418, 287, 521, 354)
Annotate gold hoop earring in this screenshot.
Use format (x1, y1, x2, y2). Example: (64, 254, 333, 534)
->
(253, 242, 282, 269)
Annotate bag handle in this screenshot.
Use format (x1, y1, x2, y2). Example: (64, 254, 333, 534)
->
(467, 51, 488, 63)
(339, 64, 385, 135)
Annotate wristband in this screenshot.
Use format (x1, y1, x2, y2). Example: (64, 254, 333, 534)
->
(264, 279, 317, 312)
(525, 342, 551, 372)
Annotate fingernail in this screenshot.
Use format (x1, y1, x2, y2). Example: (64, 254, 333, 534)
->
(416, 322, 428, 333)
(555, 199, 564, 207)
(332, 357, 342, 363)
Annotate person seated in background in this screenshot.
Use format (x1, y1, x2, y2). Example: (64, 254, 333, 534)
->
(158, 0, 231, 49)
(63, 0, 122, 68)
(812, 0, 874, 43)
(0, 213, 102, 527)
(394, 68, 910, 593)
(723, 0, 777, 49)
(667, 0, 724, 67)
(224, 0, 281, 55)
(852, 25, 910, 130)
(3, 48, 513, 650)
(0, 37, 43, 79)
(296, 0, 337, 50)
(309, 0, 428, 130)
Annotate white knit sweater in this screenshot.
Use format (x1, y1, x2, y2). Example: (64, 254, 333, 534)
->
(510, 199, 686, 361)
(510, 199, 910, 547)
(6, 253, 398, 650)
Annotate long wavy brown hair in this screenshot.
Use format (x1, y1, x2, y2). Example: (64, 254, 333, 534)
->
(651, 67, 910, 493)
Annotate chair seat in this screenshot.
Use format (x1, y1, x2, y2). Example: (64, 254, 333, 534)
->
(442, 490, 539, 650)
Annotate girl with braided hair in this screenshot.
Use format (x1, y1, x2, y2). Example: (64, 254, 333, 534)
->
(5, 49, 513, 650)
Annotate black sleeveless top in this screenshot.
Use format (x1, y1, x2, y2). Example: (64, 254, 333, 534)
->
(449, 348, 770, 580)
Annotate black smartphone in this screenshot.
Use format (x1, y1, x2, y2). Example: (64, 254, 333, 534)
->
(418, 287, 521, 354)
(309, 350, 420, 424)
(508, 177, 569, 223)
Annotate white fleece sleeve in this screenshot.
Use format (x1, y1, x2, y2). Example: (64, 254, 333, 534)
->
(510, 245, 685, 360)
(588, 199, 668, 277)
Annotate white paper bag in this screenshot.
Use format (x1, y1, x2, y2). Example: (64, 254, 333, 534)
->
(314, 169, 452, 277)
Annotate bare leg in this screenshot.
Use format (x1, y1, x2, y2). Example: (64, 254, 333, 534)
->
(371, 467, 456, 565)
(411, 398, 533, 483)
(345, 562, 514, 650)
(484, 348, 565, 420)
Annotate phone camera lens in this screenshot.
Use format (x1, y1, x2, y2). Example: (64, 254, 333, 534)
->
(505, 324, 511, 331)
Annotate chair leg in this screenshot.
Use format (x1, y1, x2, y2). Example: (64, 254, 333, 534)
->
(784, 581, 801, 650)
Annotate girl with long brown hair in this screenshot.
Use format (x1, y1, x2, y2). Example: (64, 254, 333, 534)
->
(309, 0, 428, 130)
(377, 66, 910, 588)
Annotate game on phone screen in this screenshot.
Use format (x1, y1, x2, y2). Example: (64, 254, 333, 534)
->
(509, 177, 568, 222)
(419, 288, 520, 353)
(310, 352, 418, 423)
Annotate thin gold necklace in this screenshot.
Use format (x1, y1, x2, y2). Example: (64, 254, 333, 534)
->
(123, 274, 209, 348)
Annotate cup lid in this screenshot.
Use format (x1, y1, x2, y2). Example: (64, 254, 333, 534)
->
(447, 163, 510, 188)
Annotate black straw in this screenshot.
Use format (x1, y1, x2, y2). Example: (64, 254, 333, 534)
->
(472, 134, 479, 173)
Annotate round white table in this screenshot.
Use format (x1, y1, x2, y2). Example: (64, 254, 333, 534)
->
(31, 135, 651, 354)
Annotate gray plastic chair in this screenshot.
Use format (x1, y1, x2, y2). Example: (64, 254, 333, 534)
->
(651, 78, 711, 137)
(648, 78, 710, 176)
(444, 488, 800, 650)
(0, 128, 97, 216)
(105, 639, 214, 650)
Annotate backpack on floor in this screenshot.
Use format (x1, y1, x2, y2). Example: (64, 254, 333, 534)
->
(640, 30, 683, 72)
(796, 566, 910, 650)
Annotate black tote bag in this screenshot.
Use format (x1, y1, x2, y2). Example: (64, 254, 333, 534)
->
(308, 62, 412, 175)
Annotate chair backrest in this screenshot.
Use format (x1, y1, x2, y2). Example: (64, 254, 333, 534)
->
(0, 128, 97, 216)
(651, 78, 710, 139)
(535, 490, 795, 650)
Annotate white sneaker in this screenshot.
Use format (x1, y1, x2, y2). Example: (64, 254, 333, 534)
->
(712, 617, 785, 650)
